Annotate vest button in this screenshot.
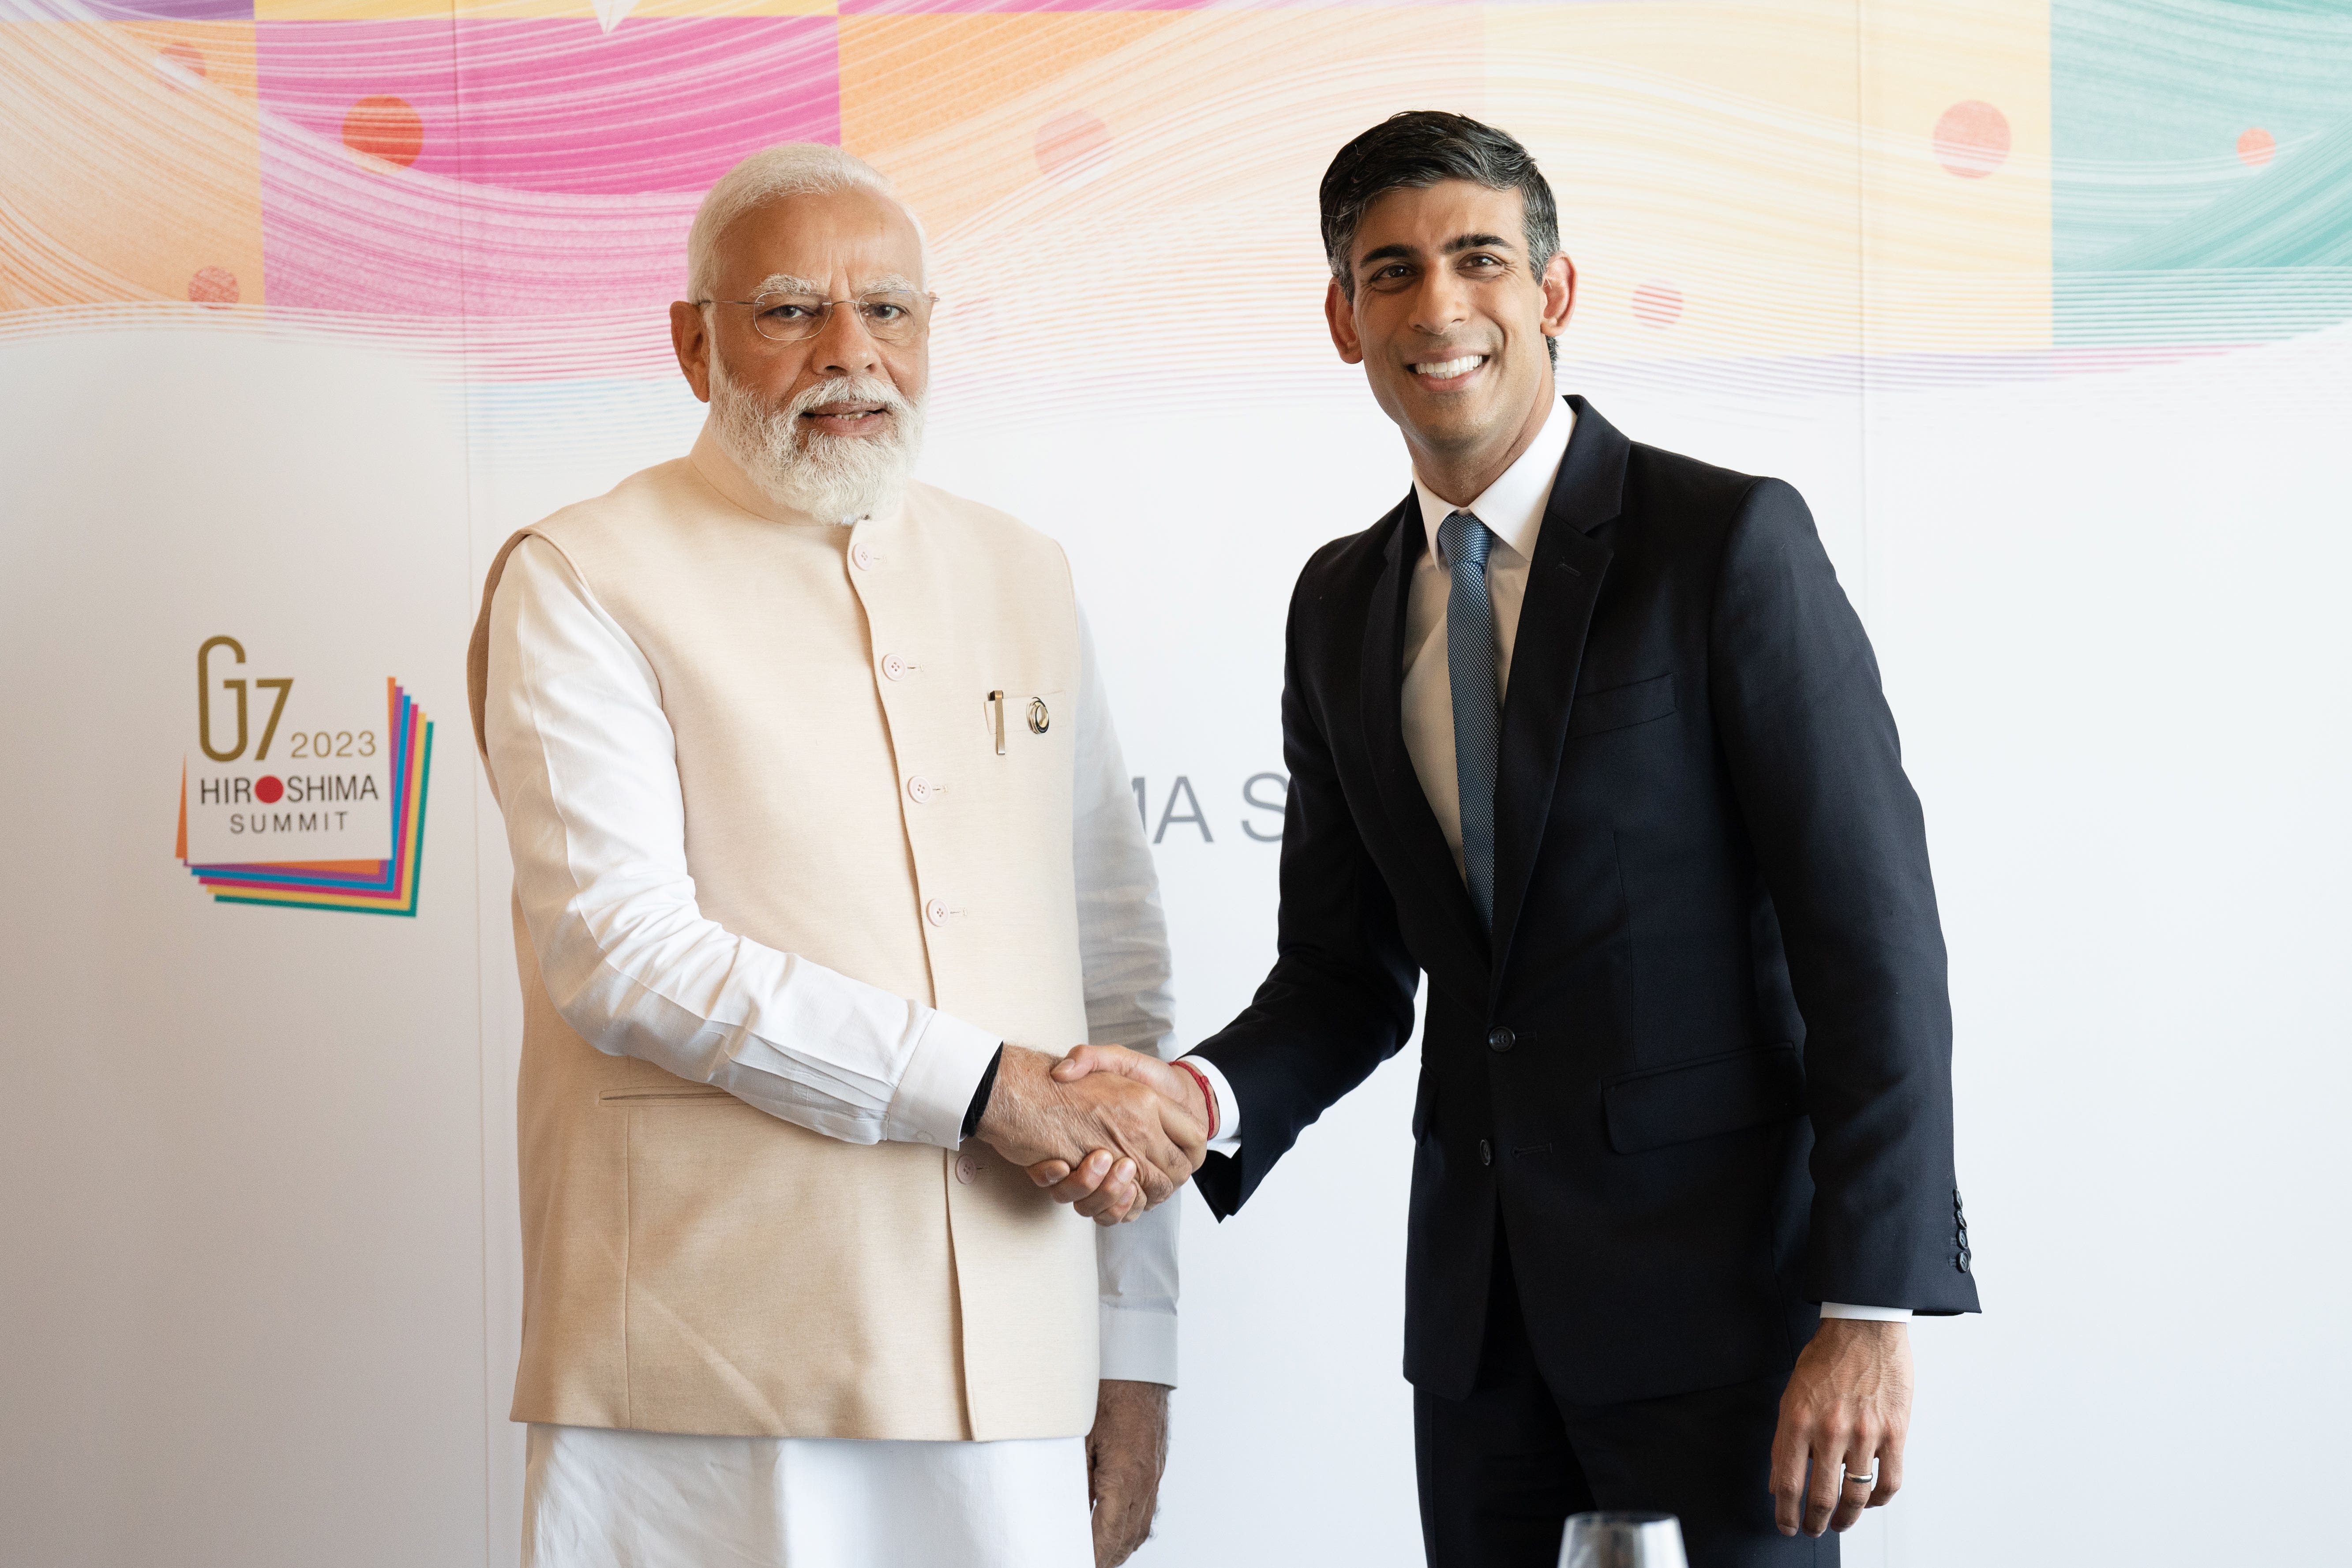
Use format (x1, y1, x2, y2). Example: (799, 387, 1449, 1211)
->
(852, 542, 877, 571)
(1479, 1138, 1493, 1166)
(881, 653, 908, 680)
(1486, 1026, 1515, 1053)
(954, 1152, 982, 1185)
(925, 899, 951, 926)
(907, 775, 934, 803)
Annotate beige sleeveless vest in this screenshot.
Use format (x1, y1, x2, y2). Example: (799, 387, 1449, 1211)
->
(466, 439, 1097, 1441)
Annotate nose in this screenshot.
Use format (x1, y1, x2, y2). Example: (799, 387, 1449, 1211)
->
(810, 300, 883, 377)
(1408, 268, 1472, 340)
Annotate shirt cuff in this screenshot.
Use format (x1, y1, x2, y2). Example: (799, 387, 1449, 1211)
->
(881, 1011, 1004, 1148)
(1098, 1304, 1178, 1387)
(1180, 1054, 1243, 1157)
(1820, 1302, 1915, 1322)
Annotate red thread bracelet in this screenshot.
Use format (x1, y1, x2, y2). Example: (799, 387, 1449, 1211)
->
(1171, 1058, 1219, 1140)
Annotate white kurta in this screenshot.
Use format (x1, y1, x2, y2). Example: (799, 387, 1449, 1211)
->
(488, 535, 1179, 1568)
(524, 1425, 1094, 1568)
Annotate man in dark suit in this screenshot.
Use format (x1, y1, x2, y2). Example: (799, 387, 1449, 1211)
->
(1033, 110, 1980, 1566)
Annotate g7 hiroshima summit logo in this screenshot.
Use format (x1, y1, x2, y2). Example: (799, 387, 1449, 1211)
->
(176, 635, 434, 916)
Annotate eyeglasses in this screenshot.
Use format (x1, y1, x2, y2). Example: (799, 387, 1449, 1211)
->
(698, 289, 937, 345)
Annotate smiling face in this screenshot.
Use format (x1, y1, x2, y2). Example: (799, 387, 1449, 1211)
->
(674, 181, 928, 426)
(1325, 179, 1576, 502)
(668, 183, 932, 518)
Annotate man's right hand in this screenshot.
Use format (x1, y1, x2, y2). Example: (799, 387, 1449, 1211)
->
(1021, 1046, 1215, 1225)
(975, 1044, 1207, 1215)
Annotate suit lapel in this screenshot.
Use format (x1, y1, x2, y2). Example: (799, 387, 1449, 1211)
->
(1488, 397, 1630, 990)
(1359, 491, 1489, 983)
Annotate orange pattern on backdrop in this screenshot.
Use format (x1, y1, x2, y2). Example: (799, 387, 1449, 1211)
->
(852, 8, 1488, 411)
(840, 13, 1182, 235)
(0, 22, 265, 312)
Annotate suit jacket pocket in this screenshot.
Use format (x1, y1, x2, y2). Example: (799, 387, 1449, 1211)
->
(1602, 1043, 1802, 1154)
(1568, 671, 1676, 737)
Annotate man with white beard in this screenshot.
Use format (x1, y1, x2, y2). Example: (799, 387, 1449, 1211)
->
(464, 143, 1206, 1568)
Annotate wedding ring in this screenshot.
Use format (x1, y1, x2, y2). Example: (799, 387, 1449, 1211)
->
(1844, 1469, 1879, 1488)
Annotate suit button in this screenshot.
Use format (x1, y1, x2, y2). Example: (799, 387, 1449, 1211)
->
(1486, 1027, 1515, 1053)
(852, 542, 877, 571)
(881, 653, 909, 680)
(907, 775, 934, 803)
(926, 899, 951, 926)
(955, 1152, 981, 1185)
(1478, 1139, 1493, 1166)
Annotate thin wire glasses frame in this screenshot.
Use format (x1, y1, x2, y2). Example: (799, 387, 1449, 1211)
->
(696, 289, 938, 345)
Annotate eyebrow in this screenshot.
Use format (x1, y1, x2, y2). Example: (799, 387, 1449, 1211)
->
(1356, 232, 1519, 270)
(746, 272, 922, 297)
(748, 273, 824, 296)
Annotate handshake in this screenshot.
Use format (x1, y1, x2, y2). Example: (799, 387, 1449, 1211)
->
(973, 1044, 1214, 1225)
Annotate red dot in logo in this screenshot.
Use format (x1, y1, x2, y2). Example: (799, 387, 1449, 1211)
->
(2236, 128, 2275, 168)
(255, 775, 284, 804)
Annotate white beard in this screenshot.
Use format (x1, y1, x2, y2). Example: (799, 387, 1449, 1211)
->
(707, 354, 925, 523)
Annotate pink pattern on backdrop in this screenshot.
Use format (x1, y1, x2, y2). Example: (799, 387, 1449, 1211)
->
(839, 0, 1212, 11)
(258, 20, 837, 196)
(257, 19, 837, 317)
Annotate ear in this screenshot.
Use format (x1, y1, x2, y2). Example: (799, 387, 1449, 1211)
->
(1540, 251, 1576, 339)
(1324, 277, 1364, 365)
(671, 300, 713, 404)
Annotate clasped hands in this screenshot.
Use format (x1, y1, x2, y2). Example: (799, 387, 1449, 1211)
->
(973, 1045, 1212, 1225)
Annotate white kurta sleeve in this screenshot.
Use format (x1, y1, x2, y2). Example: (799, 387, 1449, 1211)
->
(483, 535, 1001, 1150)
(1071, 605, 1183, 1388)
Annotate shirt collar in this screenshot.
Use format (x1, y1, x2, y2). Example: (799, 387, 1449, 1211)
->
(1412, 393, 1576, 569)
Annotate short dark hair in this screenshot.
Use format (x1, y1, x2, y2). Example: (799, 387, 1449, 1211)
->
(1319, 109, 1561, 301)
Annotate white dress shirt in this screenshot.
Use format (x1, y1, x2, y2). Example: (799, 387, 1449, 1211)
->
(490, 516, 1179, 1568)
(1182, 395, 1906, 1321)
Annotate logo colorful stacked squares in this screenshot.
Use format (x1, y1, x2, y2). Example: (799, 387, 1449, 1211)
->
(177, 679, 433, 916)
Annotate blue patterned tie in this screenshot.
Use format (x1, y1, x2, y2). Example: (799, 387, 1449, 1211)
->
(1437, 510, 1499, 933)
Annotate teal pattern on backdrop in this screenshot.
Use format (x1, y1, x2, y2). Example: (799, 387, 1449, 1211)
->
(2055, 0, 2352, 343)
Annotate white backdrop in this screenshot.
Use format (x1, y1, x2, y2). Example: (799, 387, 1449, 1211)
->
(3, 304, 2348, 1568)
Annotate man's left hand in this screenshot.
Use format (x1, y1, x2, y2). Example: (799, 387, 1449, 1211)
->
(1087, 1379, 1169, 1567)
(1770, 1317, 1913, 1537)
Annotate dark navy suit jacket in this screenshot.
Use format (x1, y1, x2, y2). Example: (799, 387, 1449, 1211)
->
(1192, 397, 1980, 1406)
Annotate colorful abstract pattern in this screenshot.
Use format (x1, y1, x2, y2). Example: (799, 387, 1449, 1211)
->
(3, 0, 2347, 368)
(2054, 0, 2352, 342)
(177, 679, 434, 916)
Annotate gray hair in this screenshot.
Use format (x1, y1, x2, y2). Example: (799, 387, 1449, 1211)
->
(686, 143, 930, 303)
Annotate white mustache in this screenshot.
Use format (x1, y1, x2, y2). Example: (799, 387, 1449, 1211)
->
(784, 374, 913, 428)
